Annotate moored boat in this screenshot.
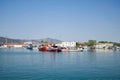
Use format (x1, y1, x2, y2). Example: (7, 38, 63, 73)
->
(26, 44, 33, 50)
(61, 47, 67, 52)
(38, 45, 62, 52)
(47, 48, 58, 52)
(38, 46, 47, 52)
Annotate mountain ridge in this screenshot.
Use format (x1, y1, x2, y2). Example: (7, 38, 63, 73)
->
(0, 36, 62, 44)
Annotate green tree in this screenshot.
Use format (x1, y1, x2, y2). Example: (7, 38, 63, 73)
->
(76, 42, 80, 48)
(40, 40, 48, 45)
(98, 41, 108, 43)
(113, 42, 120, 47)
(87, 40, 96, 46)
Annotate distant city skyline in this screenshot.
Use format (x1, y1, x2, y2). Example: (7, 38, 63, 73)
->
(0, 0, 120, 42)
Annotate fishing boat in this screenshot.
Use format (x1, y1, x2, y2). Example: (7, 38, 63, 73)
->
(38, 46, 47, 52)
(38, 45, 62, 52)
(47, 46, 62, 52)
(26, 44, 33, 50)
(47, 47, 58, 52)
(61, 47, 67, 52)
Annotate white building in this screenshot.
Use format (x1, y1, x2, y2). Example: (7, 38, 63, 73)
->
(24, 42, 32, 45)
(13, 44, 23, 48)
(56, 41, 76, 47)
(96, 43, 113, 49)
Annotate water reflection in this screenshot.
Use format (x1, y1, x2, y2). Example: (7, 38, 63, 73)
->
(0, 48, 35, 53)
(0, 48, 120, 80)
(95, 49, 117, 53)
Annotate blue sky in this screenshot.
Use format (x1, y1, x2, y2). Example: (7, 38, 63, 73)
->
(0, 0, 120, 42)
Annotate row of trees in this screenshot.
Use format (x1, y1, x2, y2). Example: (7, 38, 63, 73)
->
(98, 41, 113, 43)
(76, 40, 120, 47)
(76, 40, 96, 47)
(98, 41, 120, 47)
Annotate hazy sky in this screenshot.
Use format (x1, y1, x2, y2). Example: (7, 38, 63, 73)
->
(0, 0, 120, 42)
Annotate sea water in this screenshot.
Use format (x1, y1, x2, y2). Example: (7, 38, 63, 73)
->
(0, 48, 120, 80)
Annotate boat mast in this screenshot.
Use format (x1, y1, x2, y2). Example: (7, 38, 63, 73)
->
(5, 36, 7, 44)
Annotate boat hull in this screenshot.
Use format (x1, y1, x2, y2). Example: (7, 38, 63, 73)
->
(38, 46, 47, 52)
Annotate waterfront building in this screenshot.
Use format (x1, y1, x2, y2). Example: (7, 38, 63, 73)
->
(56, 41, 76, 47)
(13, 44, 23, 48)
(96, 43, 113, 49)
(7, 43, 23, 48)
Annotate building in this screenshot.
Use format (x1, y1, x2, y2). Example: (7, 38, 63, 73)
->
(96, 43, 113, 49)
(56, 41, 76, 47)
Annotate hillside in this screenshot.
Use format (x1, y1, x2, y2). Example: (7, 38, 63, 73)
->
(39, 38, 62, 43)
(0, 37, 61, 44)
(0, 37, 27, 44)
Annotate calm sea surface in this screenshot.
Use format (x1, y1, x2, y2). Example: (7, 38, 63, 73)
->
(0, 48, 120, 80)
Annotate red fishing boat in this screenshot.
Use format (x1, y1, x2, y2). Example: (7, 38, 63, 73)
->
(47, 48, 58, 52)
(38, 45, 62, 52)
(38, 46, 47, 52)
